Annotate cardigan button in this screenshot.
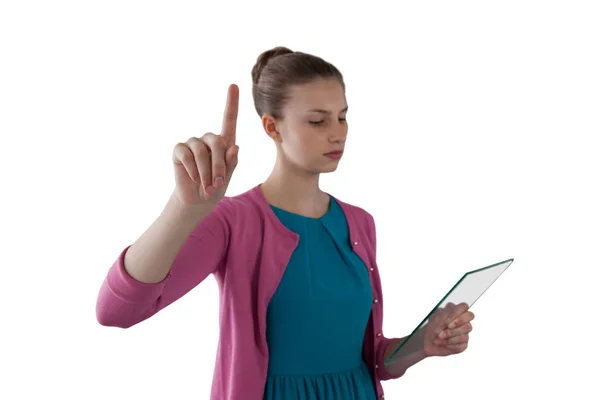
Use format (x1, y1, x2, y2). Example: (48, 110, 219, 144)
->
(375, 364, 379, 368)
(373, 299, 378, 303)
(353, 241, 358, 246)
(369, 267, 374, 271)
(377, 332, 382, 337)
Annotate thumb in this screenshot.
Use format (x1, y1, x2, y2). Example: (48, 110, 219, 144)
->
(225, 145, 239, 180)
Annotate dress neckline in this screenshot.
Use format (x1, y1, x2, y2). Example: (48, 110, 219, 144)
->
(269, 195, 333, 221)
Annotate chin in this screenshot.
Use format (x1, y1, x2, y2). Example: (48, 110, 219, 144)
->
(317, 164, 339, 173)
(299, 158, 341, 174)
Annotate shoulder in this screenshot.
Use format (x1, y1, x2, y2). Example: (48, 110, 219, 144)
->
(331, 195, 378, 247)
(206, 184, 297, 246)
(332, 196, 375, 226)
(218, 185, 263, 214)
(207, 184, 268, 228)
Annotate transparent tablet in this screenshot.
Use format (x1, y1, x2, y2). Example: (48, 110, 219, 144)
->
(384, 258, 515, 366)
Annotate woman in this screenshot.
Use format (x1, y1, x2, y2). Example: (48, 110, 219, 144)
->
(96, 46, 475, 400)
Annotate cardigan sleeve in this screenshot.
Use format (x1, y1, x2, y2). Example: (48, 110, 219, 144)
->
(366, 211, 406, 381)
(95, 198, 233, 328)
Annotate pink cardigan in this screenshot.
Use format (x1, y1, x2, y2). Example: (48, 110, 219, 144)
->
(96, 184, 403, 399)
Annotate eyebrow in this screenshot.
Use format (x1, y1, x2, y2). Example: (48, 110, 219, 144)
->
(307, 106, 348, 114)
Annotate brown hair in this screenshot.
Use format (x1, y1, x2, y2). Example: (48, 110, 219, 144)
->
(251, 46, 345, 120)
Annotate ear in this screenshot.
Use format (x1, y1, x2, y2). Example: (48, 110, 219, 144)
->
(262, 114, 282, 143)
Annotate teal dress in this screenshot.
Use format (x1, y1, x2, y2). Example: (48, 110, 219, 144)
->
(263, 196, 377, 400)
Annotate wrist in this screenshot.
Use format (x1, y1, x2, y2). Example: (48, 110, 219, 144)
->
(168, 191, 216, 219)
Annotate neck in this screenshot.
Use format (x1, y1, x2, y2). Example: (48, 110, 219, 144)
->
(260, 157, 328, 217)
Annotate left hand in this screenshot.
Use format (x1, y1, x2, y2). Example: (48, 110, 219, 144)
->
(422, 302, 474, 357)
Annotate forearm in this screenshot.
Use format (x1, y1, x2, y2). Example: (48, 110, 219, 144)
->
(124, 192, 215, 283)
(383, 328, 428, 377)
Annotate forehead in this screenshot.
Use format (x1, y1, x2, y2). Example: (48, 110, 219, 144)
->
(285, 78, 347, 114)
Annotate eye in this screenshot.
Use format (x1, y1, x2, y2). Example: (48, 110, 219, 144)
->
(309, 118, 346, 126)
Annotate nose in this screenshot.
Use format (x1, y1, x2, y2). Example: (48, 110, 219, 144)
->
(328, 123, 348, 144)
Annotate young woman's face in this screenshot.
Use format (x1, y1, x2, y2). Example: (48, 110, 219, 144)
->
(265, 78, 348, 174)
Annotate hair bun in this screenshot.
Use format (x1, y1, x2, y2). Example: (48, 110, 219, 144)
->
(252, 46, 294, 85)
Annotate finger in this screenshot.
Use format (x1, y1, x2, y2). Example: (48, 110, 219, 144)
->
(448, 310, 475, 330)
(173, 142, 200, 183)
(440, 323, 472, 341)
(186, 137, 213, 195)
(443, 334, 470, 345)
(225, 145, 239, 179)
(439, 322, 472, 340)
(431, 303, 456, 335)
(446, 302, 469, 328)
(434, 334, 469, 346)
(444, 343, 468, 353)
(202, 132, 227, 188)
(443, 302, 457, 317)
(431, 304, 450, 323)
(221, 83, 239, 146)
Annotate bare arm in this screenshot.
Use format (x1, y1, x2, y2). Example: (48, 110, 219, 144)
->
(123, 193, 216, 284)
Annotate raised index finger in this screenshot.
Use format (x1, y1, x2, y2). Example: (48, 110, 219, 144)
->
(221, 83, 239, 146)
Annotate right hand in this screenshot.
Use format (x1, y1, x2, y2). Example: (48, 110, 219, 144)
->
(172, 84, 240, 205)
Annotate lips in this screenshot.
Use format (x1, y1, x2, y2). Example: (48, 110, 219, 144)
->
(324, 150, 344, 160)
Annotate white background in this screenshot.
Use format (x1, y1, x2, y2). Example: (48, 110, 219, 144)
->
(1, 1, 598, 399)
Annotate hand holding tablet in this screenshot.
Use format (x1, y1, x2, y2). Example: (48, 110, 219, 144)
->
(385, 258, 515, 366)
